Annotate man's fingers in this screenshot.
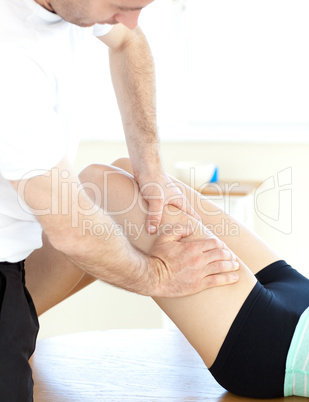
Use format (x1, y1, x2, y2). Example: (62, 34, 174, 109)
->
(202, 271, 240, 289)
(204, 259, 240, 275)
(186, 204, 202, 222)
(189, 248, 239, 275)
(154, 223, 196, 242)
(179, 237, 229, 254)
(154, 235, 239, 273)
(149, 234, 241, 297)
(170, 195, 201, 222)
(205, 247, 237, 262)
(146, 199, 164, 234)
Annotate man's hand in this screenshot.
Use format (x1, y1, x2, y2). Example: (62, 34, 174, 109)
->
(138, 170, 201, 234)
(145, 226, 240, 298)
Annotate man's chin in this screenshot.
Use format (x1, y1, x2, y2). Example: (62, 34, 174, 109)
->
(98, 19, 118, 25)
(73, 20, 116, 27)
(64, 19, 95, 27)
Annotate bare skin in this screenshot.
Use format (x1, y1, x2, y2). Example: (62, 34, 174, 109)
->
(101, 158, 280, 366)
(26, 159, 280, 367)
(113, 157, 280, 275)
(33, 0, 201, 233)
(15, 0, 217, 301)
(34, 0, 153, 28)
(24, 160, 238, 315)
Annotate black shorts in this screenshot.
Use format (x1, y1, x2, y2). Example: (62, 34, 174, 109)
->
(0, 261, 39, 402)
(209, 260, 309, 399)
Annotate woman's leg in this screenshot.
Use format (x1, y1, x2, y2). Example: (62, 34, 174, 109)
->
(112, 157, 280, 275)
(25, 164, 107, 316)
(25, 235, 96, 316)
(25, 160, 279, 368)
(26, 157, 278, 316)
(85, 161, 281, 367)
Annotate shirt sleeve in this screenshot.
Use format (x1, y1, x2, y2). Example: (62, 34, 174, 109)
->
(0, 48, 67, 180)
(92, 23, 113, 37)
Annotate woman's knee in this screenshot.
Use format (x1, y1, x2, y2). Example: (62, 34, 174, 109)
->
(78, 163, 140, 214)
(111, 157, 133, 174)
(79, 163, 117, 184)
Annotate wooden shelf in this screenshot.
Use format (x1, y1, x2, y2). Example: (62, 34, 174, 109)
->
(197, 181, 261, 197)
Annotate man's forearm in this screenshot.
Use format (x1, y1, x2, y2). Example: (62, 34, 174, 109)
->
(109, 27, 163, 178)
(61, 212, 153, 295)
(11, 159, 154, 295)
(42, 185, 155, 295)
(56, 207, 163, 297)
(12, 159, 238, 298)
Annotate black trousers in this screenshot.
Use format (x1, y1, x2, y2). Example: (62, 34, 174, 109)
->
(0, 261, 39, 402)
(210, 260, 309, 398)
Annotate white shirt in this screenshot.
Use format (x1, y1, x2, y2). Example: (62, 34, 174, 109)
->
(0, 0, 111, 262)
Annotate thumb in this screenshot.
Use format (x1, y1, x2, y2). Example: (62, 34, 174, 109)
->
(146, 199, 164, 234)
(155, 223, 195, 243)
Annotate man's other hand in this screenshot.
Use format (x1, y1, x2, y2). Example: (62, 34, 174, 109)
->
(146, 226, 240, 298)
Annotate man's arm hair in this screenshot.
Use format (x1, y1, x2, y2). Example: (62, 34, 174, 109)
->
(10, 157, 151, 294)
(97, 24, 162, 180)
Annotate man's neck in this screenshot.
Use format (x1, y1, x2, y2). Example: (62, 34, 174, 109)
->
(33, 0, 55, 13)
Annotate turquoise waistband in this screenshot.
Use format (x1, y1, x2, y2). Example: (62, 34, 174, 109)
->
(284, 306, 309, 397)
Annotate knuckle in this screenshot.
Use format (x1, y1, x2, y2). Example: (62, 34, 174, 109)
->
(209, 238, 221, 249)
(216, 248, 226, 259)
(214, 238, 223, 248)
(217, 260, 226, 270)
(205, 274, 217, 287)
(204, 271, 238, 289)
(187, 242, 198, 253)
(192, 255, 201, 267)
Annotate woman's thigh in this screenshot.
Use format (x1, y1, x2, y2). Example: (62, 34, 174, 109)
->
(25, 230, 96, 316)
(112, 157, 281, 275)
(24, 162, 274, 372)
(24, 164, 108, 316)
(85, 162, 258, 366)
(101, 163, 305, 397)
